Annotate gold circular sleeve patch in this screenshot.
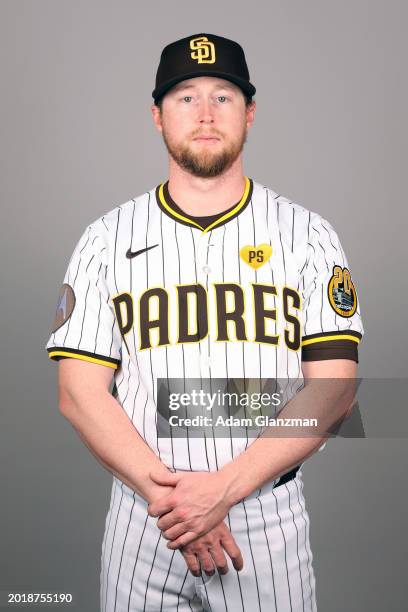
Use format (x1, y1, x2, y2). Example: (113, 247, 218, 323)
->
(327, 265, 357, 317)
(50, 283, 76, 333)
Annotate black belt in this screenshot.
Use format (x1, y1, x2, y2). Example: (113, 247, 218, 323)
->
(273, 465, 301, 488)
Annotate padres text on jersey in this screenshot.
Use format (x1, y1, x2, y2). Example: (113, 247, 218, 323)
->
(46, 177, 364, 472)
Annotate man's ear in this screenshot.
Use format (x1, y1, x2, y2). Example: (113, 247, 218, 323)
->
(151, 104, 163, 133)
(246, 99, 256, 130)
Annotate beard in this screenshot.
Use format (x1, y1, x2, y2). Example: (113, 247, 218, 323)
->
(161, 122, 248, 178)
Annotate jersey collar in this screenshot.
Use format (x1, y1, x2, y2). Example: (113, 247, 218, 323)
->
(155, 176, 253, 233)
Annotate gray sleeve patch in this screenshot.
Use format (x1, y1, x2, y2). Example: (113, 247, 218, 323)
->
(50, 283, 76, 333)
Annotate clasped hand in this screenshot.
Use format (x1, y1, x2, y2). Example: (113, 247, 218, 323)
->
(147, 470, 232, 549)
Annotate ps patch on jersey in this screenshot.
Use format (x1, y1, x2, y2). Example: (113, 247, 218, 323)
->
(240, 244, 272, 269)
(50, 283, 76, 332)
(327, 265, 357, 317)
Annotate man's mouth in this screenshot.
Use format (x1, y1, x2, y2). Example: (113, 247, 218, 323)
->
(193, 136, 220, 142)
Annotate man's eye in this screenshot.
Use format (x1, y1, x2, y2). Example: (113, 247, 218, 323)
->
(183, 96, 192, 103)
(217, 96, 228, 103)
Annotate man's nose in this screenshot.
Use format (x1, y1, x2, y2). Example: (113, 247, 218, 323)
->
(198, 99, 214, 123)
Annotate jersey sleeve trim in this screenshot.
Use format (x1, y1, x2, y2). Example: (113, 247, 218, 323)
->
(47, 347, 120, 369)
(301, 330, 362, 346)
(301, 330, 361, 363)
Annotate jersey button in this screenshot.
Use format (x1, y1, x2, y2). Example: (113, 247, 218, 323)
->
(202, 265, 211, 274)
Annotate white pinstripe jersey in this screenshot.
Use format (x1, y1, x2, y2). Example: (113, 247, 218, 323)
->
(45, 176, 364, 471)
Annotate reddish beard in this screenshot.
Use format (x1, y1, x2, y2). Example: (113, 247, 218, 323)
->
(162, 127, 247, 178)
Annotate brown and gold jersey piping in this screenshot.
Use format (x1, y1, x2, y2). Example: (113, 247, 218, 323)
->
(47, 346, 120, 369)
(301, 330, 362, 363)
(155, 176, 253, 233)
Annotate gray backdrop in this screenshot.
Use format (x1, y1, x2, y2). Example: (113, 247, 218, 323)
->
(1, 0, 407, 610)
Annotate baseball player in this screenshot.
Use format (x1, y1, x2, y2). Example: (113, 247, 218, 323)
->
(45, 33, 364, 611)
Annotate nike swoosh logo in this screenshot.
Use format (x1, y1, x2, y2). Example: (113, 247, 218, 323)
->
(126, 244, 159, 259)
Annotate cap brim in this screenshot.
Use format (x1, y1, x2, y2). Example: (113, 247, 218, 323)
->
(152, 71, 256, 103)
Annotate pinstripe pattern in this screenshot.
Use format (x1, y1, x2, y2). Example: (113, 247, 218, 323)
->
(45, 179, 363, 610)
(100, 473, 316, 611)
(193, 473, 316, 612)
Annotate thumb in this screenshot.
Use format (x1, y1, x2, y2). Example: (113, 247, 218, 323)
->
(150, 471, 180, 484)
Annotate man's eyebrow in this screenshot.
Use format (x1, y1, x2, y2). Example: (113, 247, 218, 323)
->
(213, 83, 236, 91)
(172, 82, 237, 92)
